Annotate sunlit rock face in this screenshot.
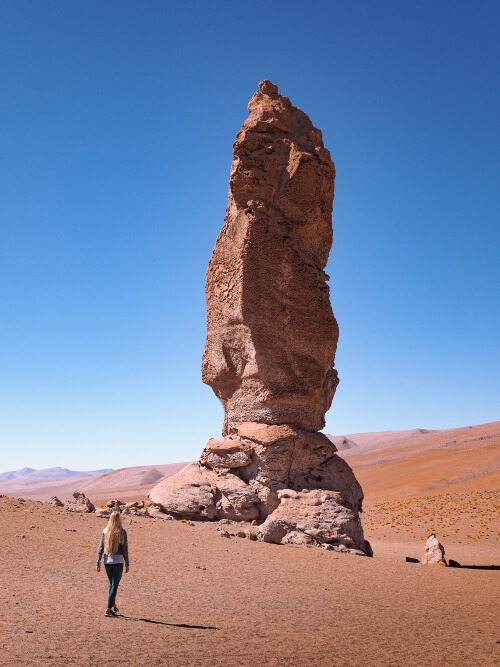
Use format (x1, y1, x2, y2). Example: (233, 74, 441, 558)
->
(150, 81, 370, 556)
(201, 79, 339, 435)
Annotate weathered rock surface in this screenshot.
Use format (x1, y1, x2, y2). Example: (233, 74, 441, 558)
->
(147, 505, 173, 520)
(150, 80, 370, 555)
(149, 462, 217, 519)
(50, 496, 64, 507)
(150, 422, 368, 553)
(422, 533, 447, 565)
(65, 492, 95, 513)
(257, 489, 371, 555)
(201, 79, 338, 434)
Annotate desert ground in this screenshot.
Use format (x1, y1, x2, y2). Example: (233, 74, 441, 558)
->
(1, 421, 499, 666)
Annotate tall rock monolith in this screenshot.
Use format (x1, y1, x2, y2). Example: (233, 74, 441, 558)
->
(150, 80, 371, 556)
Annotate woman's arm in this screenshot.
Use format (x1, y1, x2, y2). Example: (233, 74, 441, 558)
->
(122, 529, 130, 569)
(96, 530, 105, 570)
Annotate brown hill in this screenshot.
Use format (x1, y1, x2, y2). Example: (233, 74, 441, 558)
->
(334, 420, 500, 501)
(0, 463, 188, 504)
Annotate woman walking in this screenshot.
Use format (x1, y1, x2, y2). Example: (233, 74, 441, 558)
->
(96, 511, 130, 616)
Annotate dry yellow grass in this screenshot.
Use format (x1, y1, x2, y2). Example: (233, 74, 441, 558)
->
(362, 489, 500, 550)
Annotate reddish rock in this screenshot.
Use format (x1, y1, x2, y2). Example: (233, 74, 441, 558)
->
(201, 79, 338, 434)
(150, 81, 370, 555)
(257, 489, 371, 555)
(65, 491, 94, 513)
(149, 462, 217, 520)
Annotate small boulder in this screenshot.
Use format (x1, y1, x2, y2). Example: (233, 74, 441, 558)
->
(422, 533, 447, 565)
(148, 506, 173, 520)
(106, 499, 124, 510)
(257, 518, 288, 544)
(126, 501, 144, 509)
(65, 492, 95, 513)
(50, 496, 64, 507)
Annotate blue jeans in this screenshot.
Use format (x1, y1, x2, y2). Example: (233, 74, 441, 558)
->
(104, 563, 123, 608)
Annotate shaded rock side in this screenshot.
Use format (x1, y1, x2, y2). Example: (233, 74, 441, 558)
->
(201, 79, 339, 434)
(149, 424, 370, 554)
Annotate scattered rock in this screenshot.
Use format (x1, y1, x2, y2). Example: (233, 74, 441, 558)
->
(50, 496, 64, 507)
(233, 530, 247, 538)
(107, 499, 124, 508)
(422, 533, 447, 565)
(148, 506, 173, 520)
(65, 492, 95, 513)
(245, 527, 258, 541)
(105, 499, 124, 510)
(257, 518, 288, 544)
(126, 501, 144, 509)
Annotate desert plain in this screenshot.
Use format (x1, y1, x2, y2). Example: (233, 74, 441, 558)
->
(1, 420, 499, 666)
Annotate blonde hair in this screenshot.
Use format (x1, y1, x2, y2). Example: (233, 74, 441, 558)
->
(104, 511, 123, 554)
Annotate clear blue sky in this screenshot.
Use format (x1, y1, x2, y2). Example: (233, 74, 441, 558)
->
(1, 1, 499, 471)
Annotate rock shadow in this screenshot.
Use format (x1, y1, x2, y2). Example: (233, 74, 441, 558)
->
(448, 560, 500, 570)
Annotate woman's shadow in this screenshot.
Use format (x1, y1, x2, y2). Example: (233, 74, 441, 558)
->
(114, 614, 219, 630)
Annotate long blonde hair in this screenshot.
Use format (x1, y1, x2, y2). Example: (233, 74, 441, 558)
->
(104, 511, 123, 554)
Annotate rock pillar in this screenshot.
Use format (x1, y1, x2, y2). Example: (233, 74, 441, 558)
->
(150, 81, 371, 555)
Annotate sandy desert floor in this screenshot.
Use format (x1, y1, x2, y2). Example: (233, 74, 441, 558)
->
(1, 494, 499, 667)
(1, 422, 499, 666)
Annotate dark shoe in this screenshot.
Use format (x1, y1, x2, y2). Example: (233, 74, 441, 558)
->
(112, 606, 119, 613)
(104, 609, 116, 617)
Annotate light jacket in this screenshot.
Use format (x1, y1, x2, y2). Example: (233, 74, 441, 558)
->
(96, 528, 129, 566)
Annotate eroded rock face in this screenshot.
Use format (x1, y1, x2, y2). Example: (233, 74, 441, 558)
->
(258, 489, 372, 555)
(150, 81, 370, 555)
(201, 79, 338, 434)
(149, 462, 217, 519)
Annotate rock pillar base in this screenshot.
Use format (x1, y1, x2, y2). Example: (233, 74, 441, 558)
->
(149, 423, 372, 556)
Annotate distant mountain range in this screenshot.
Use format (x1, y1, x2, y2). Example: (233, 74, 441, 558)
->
(1, 420, 498, 504)
(0, 462, 188, 502)
(0, 467, 112, 482)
